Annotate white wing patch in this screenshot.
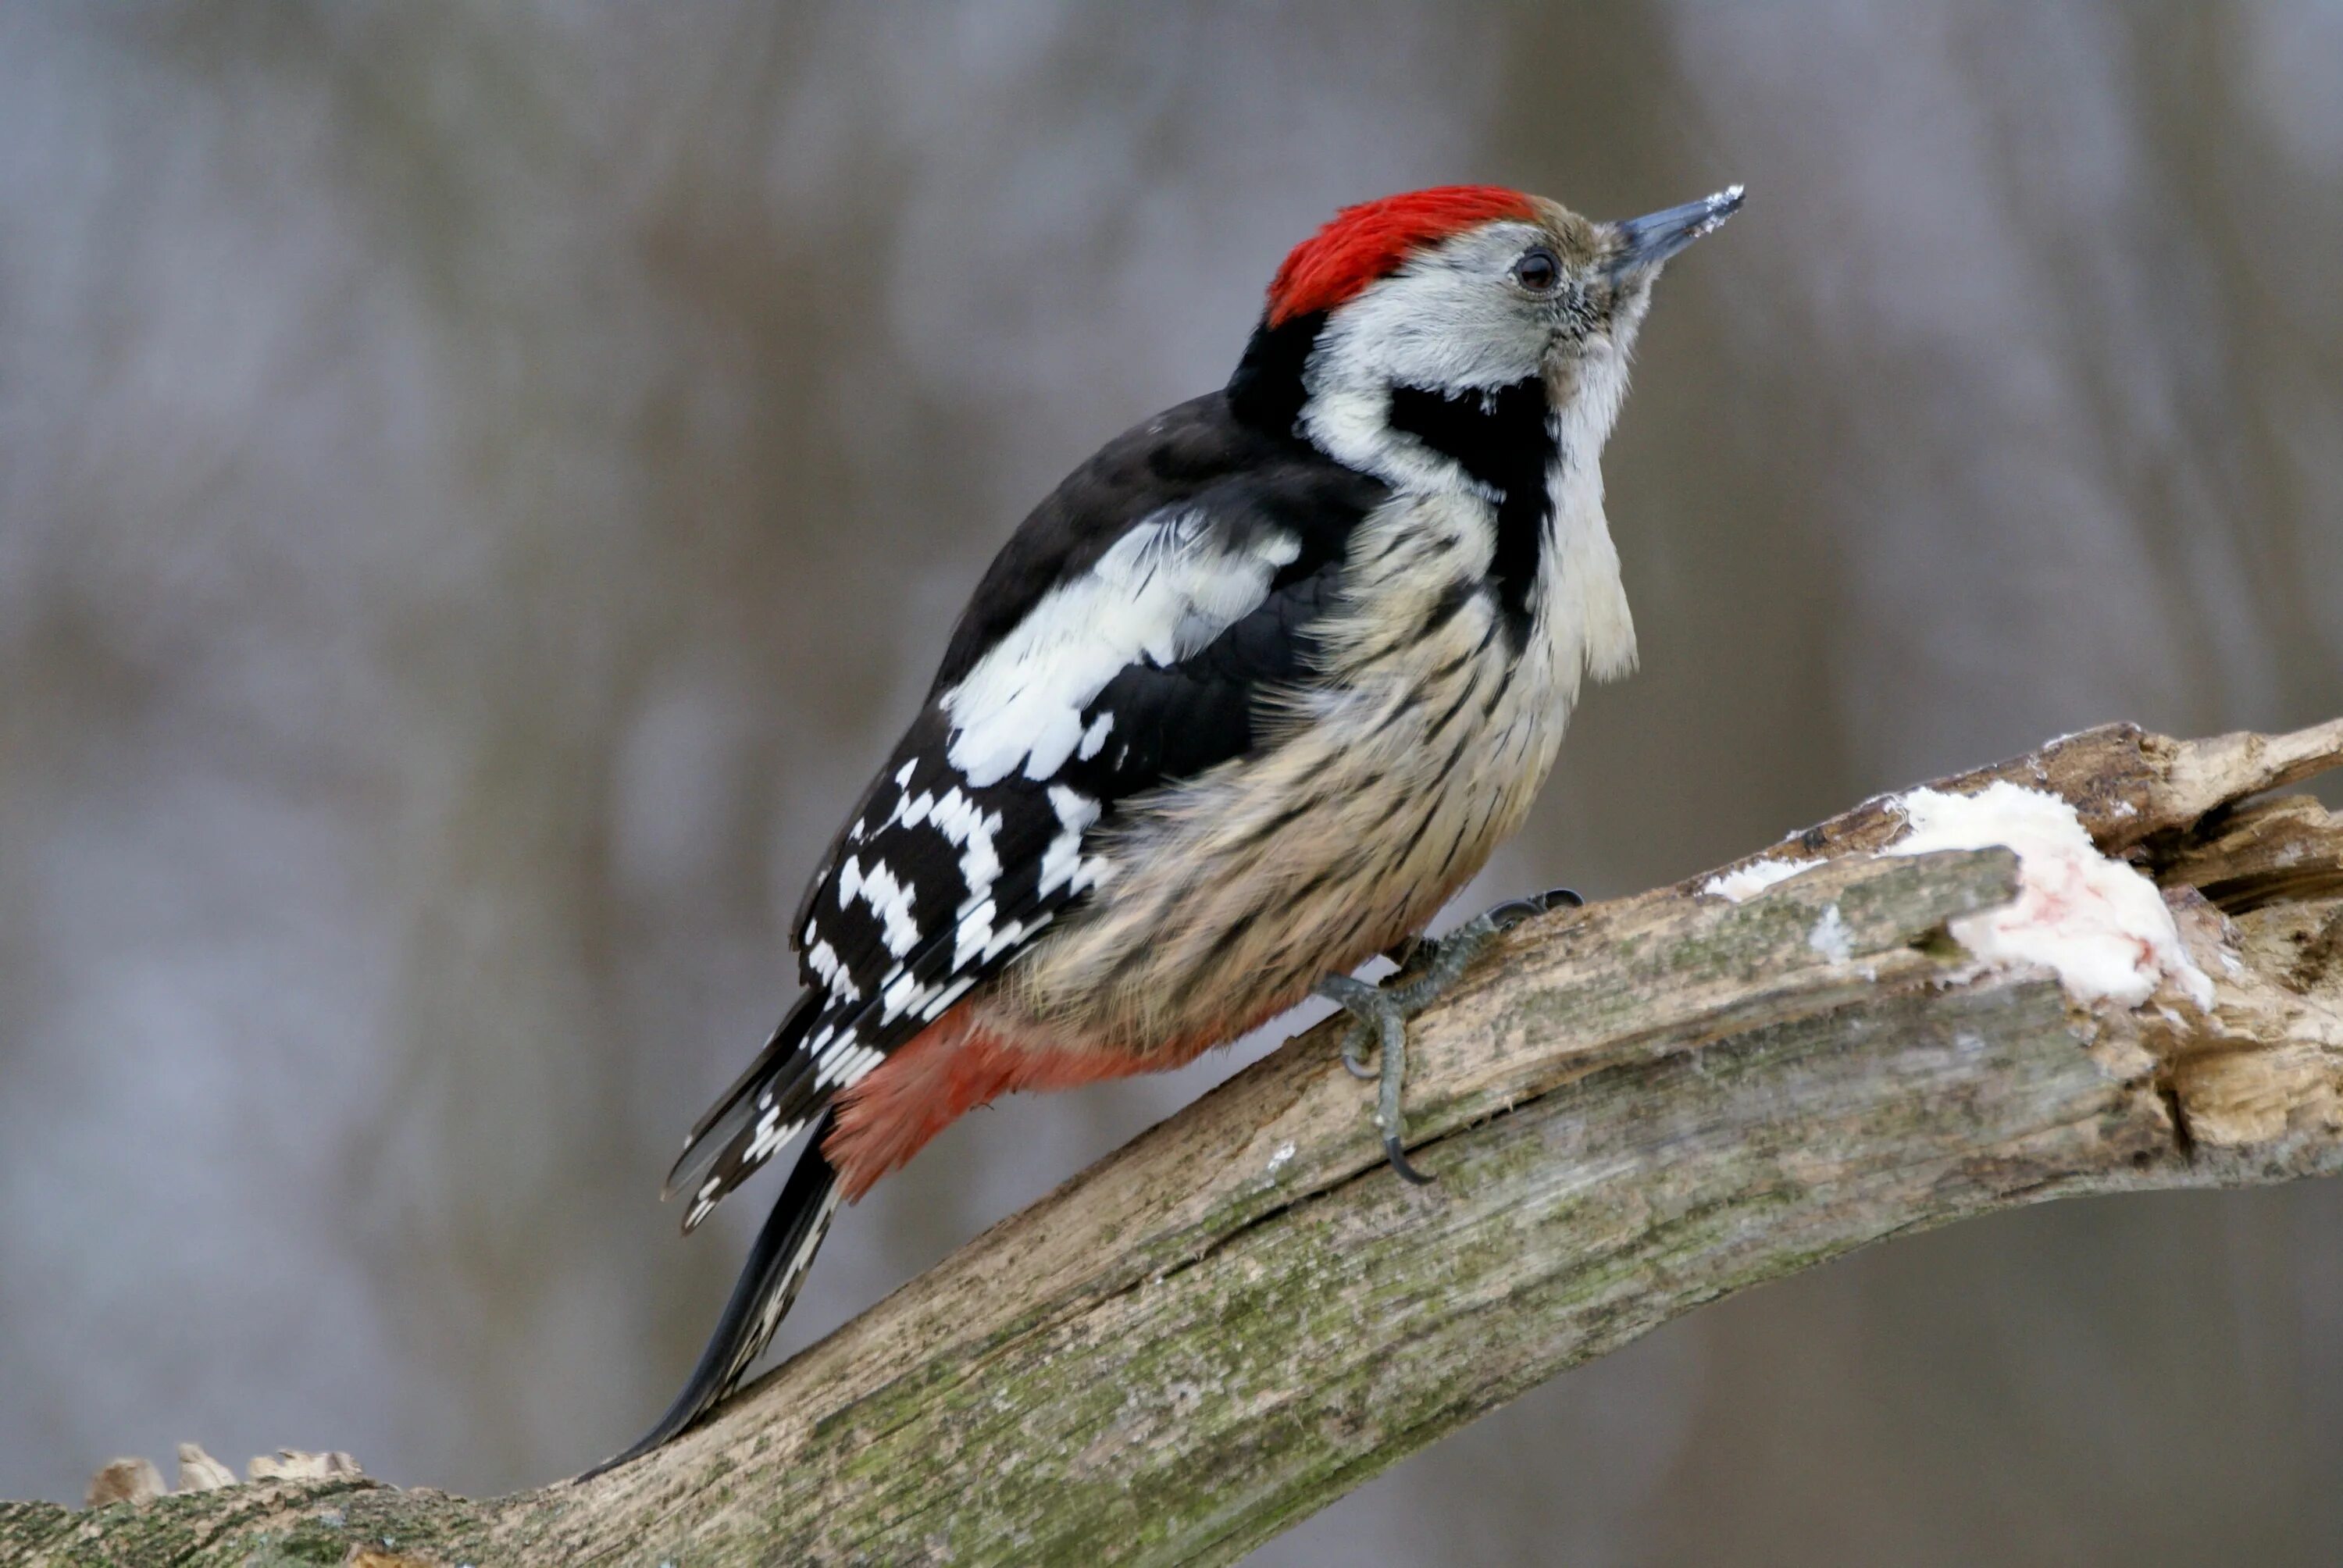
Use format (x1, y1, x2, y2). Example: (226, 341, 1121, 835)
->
(1039, 785, 1106, 897)
(715, 518, 1239, 1226)
(804, 938, 860, 1002)
(940, 510, 1300, 788)
(1078, 711, 1114, 761)
(836, 854, 921, 957)
(928, 787, 1004, 903)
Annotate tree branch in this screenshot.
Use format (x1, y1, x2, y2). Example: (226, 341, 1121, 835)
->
(12, 719, 2343, 1567)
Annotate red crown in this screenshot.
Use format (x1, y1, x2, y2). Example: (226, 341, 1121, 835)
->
(1265, 185, 1536, 327)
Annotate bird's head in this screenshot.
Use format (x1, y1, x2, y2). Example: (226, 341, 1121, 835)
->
(1231, 183, 1743, 484)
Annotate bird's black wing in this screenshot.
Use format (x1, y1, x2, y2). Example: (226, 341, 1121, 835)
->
(666, 391, 1382, 1228)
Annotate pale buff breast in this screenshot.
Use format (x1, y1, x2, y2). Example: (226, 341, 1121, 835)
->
(979, 481, 1635, 1062)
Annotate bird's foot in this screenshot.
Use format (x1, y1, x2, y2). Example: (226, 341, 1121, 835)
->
(1315, 887, 1582, 1184)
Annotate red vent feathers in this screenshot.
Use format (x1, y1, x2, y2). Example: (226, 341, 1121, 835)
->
(1265, 185, 1536, 327)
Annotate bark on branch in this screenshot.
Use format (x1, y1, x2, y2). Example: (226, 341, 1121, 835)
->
(11, 719, 2343, 1567)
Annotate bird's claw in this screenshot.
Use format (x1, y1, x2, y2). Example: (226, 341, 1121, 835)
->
(1383, 1131, 1435, 1187)
(1478, 884, 1582, 929)
(1321, 887, 1584, 1183)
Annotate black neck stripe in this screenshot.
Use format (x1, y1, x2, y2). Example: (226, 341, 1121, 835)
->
(1385, 379, 1555, 643)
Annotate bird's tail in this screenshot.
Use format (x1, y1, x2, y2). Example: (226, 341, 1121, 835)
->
(582, 1109, 843, 1478)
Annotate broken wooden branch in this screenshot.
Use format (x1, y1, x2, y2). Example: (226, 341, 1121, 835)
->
(9, 718, 2341, 1567)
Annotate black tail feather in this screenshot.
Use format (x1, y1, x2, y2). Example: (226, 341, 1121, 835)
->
(662, 994, 820, 1213)
(583, 1110, 843, 1479)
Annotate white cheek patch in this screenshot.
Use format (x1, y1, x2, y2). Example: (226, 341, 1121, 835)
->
(1300, 227, 1551, 483)
(940, 510, 1297, 788)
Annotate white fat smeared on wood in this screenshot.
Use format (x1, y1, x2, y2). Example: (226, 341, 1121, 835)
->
(1884, 782, 2214, 1009)
(1703, 856, 1826, 902)
(941, 510, 1300, 788)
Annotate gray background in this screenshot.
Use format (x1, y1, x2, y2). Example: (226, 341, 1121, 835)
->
(4, 3, 2342, 1562)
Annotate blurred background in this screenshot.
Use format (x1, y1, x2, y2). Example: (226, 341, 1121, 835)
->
(2, 2, 2341, 1560)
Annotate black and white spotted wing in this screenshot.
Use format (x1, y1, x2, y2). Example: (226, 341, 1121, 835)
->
(665, 389, 1385, 1230)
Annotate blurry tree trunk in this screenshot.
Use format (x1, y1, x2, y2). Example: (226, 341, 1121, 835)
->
(8, 719, 2343, 1568)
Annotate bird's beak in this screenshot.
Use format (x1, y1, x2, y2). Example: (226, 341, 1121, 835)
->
(1607, 184, 1745, 277)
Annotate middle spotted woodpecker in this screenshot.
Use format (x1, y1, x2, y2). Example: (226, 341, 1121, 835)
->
(594, 180, 1744, 1470)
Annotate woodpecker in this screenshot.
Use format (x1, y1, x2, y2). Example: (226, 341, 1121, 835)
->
(594, 181, 1742, 1471)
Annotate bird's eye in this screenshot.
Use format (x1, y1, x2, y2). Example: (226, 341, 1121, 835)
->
(1512, 246, 1561, 293)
